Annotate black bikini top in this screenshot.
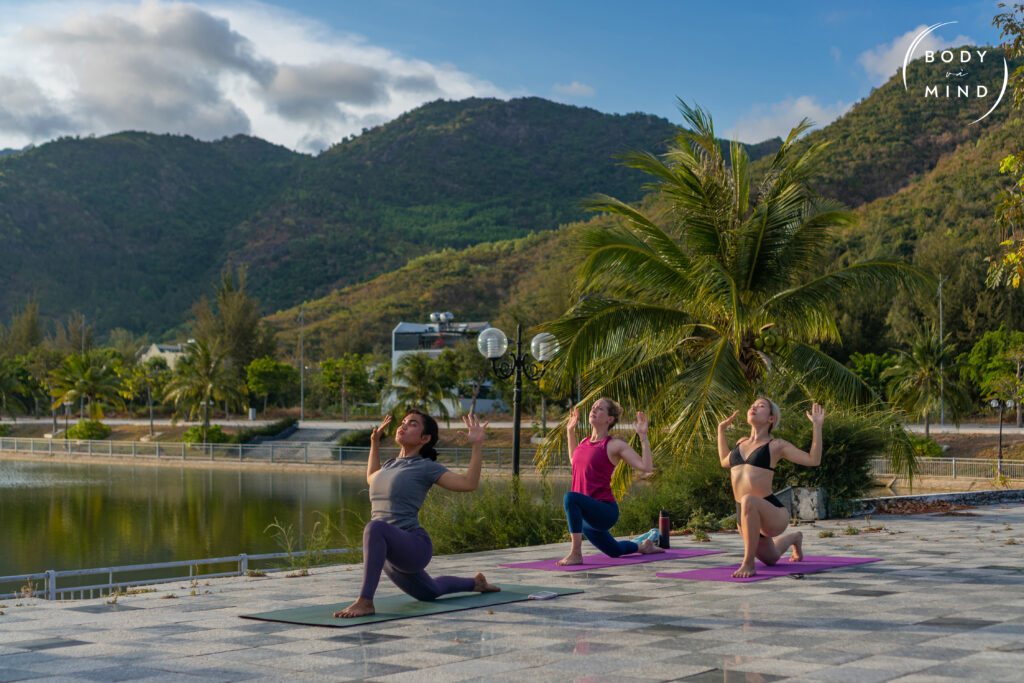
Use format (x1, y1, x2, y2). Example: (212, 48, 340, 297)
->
(729, 440, 774, 471)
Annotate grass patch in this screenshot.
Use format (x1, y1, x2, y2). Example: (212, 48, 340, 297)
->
(819, 530, 835, 538)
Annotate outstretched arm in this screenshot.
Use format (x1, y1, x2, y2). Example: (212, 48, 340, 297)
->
(779, 403, 825, 466)
(437, 414, 489, 492)
(608, 411, 654, 473)
(717, 411, 738, 467)
(366, 414, 392, 484)
(566, 405, 580, 459)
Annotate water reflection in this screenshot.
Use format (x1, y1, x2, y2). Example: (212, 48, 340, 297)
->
(0, 460, 375, 577)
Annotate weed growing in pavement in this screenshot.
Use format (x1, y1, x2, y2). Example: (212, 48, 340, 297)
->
(844, 526, 860, 535)
(819, 530, 835, 538)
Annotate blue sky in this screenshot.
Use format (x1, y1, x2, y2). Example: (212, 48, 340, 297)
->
(0, 0, 1004, 153)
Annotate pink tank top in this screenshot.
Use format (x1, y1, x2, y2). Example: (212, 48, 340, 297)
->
(571, 436, 616, 502)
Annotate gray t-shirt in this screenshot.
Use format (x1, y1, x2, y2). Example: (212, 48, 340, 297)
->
(369, 456, 449, 531)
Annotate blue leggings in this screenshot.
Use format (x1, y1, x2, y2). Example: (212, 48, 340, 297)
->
(563, 491, 639, 557)
(359, 520, 475, 601)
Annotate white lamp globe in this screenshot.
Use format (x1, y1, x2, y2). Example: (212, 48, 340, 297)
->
(477, 327, 509, 359)
(530, 332, 559, 362)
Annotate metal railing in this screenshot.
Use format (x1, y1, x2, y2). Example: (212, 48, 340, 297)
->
(870, 456, 1024, 479)
(0, 436, 570, 471)
(0, 549, 356, 601)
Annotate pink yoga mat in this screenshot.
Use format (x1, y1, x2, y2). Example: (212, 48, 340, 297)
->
(499, 547, 724, 572)
(656, 555, 882, 582)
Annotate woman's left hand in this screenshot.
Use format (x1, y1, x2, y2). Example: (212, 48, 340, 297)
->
(461, 413, 489, 443)
(806, 402, 825, 426)
(634, 410, 649, 438)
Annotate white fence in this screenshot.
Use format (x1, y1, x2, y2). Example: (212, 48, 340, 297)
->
(870, 456, 1024, 479)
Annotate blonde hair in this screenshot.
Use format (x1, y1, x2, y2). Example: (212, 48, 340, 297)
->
(758, 397, 781, 432)
(598, 397, 623, 427)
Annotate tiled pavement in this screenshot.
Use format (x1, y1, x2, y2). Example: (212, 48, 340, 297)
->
(2, 505, 1024, 682)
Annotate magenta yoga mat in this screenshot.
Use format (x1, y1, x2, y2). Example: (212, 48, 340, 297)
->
(655, 555, 882, 582)
(499, 547, 724, 572)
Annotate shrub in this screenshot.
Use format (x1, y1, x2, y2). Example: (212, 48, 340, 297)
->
(908, 433, 943, 458)
(0, 424, 10, 437)
(338, 429, 373, 448)
(616, 450, 734, 535)
(773, 406, 898, 506)
(235, 417, 297, 444)
(420, 478, 566, 554)
(66, 419, 111, 440)
(182, 425, 231, 444)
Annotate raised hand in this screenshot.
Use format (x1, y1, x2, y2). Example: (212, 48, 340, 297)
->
(634, 411, 649, 438)
(805, 402, 825, 426)
(566, 406, 579, 431)
(718, 410, 738, 431)
(461, 413, 489, 443)
(371, 414, 392, 441)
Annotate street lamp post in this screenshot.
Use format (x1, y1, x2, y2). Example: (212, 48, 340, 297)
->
(477, 325, 559, 477)
(989, 398, 1017, 476)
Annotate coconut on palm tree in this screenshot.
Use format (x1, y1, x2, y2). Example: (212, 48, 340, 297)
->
(163, 340, 244, 443)
(542, 102, 928, 470)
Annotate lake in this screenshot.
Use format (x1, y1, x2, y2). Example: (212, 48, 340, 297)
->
(1, 460, 384, 580)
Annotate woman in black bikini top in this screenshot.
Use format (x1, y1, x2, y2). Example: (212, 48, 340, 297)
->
(718, 398, 825, 578)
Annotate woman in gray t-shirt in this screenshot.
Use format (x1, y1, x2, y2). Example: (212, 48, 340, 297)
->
(335, 409, 499, 618)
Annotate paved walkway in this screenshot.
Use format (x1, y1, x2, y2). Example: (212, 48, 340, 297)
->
(2, 505, 1024, 682)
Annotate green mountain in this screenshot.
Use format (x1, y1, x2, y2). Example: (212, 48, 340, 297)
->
(0, 97, 780, 335)
(775, 46, 1014, 208)
(269, 55, 1024, 364)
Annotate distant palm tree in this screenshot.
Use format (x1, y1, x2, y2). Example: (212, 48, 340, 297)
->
(883, 327, 970, 438)
(388, 353, 453, 422)
(49, 352, 124, 420)
(163, 340, 244, 443)
(0, 358, 29, 421)
(542, 102, 928, 468)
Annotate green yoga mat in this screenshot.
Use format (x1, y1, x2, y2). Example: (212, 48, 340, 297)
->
(239, 585, 582, 627)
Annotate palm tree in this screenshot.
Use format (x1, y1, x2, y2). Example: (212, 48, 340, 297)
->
(883, 326, 970, 438)
(388, 353, 454, 422)
(49, 352, 124, 420)
(0, 358, 29, 421)
(163, 340, 244, 443)
(542, 102, 927, 469)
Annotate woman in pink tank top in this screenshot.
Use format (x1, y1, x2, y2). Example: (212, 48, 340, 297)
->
(556, 397, 664, 565)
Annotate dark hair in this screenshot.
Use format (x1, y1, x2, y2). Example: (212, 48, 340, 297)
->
(405, 409, 439, 460)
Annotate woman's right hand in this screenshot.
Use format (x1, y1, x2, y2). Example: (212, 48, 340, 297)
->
(566, 406, 579, 432)
(717, 410, 738, 431)
(371, 414, 392, 442)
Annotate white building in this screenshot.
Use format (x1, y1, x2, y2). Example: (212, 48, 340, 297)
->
(138, 343, 187, 370)
(388, 313, 503, 415)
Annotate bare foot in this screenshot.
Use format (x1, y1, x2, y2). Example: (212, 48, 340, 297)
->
(789, 531, 804, 562)
(732, 562, 756, 578)
(334, 598, 374, 618)
(556, 553, 583, 566)
(637, 538, 665, 554)
(474, 572, 500, 592)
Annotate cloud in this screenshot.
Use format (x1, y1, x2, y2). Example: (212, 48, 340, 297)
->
(858, 24, 973, 86)
(0, 0, 506, 153)
(552, 81, 595, 97)
(727, 96, 853, 144)
(830, 46, 842, 62)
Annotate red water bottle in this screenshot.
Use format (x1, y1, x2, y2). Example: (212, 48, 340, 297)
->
(659, 510, 670, 549)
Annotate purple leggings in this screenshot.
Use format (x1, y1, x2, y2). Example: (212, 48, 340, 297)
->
(359, 520, 476, 601)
